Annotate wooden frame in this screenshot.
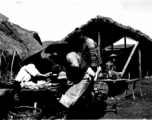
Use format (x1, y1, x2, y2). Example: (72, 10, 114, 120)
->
(121, 42, 139, 77)
(100, 39, 144, 100)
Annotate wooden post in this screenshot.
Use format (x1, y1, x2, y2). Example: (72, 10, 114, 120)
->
(98, 31, 101, 59)
(94, 31, 102, 80)
(147, 71, 149, 76)
(34, 102, 37, 114)
(138, 48, 143, 97)
(131, 84, 136, 100)
(34, 102, 37, 108)
(0, 54, 1, 78)
(16, 50, 22, 69)
(121, 42, 139, 77)
(138, 49, 142, 78)
(128, 72, 130, 79)
(124, 37, 127, 49)
(111, 44, 113, 52)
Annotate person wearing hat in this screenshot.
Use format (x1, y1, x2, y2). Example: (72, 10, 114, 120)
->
(105, 56, 122, 79)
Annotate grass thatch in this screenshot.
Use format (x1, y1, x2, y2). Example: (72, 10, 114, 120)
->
(0, 13, 44, 82)
(62, 15, 152, 49)
(0, 13, 43, 60)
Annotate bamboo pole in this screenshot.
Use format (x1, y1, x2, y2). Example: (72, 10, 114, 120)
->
(10, 49, 16, 80)
(121, 42, 139, 77)
(2, 51, 7, 63)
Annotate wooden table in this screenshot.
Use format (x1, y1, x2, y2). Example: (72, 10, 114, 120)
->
(19, 85, 64, 109)
(124, 78, 143, 100)
(99, 78, 143, 100)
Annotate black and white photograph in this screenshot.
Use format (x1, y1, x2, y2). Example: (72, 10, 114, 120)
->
(0, 0, 152, 119)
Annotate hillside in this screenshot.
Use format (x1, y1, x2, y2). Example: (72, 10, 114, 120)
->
(42, 40, 56, 49)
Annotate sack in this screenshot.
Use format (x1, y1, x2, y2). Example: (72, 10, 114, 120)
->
(60, 76, 90, 108)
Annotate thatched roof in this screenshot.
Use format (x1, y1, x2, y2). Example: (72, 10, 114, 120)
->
(0, 13, 43, 60)
(62, 15, 152, 49)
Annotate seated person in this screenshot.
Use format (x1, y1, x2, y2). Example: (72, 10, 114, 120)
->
(51, 64, 73, 86)
(101, 59, 122, 79)
(14, 63, 52, 87)
(14, 48, 69, 86)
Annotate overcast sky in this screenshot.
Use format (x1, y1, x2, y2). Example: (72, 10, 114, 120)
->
(0, 0, 152, 44)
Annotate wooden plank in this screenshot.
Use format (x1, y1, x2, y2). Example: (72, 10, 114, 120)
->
(101, 79, 126, 83)
(121, 42, 139, 77)
(125, 78, 140, 82)
(101, 78, 139, 82)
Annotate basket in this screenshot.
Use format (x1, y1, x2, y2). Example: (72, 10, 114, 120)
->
(94, 80, 109, 94)
(8, 106, 42, 120)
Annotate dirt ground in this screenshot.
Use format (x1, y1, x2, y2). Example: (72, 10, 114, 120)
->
(101, 78, 152, 119)
(53, 78, 152, 120)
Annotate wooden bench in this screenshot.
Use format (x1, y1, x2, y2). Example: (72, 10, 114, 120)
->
(100, 78, 143, 100)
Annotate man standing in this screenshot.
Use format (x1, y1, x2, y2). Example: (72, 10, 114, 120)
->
(65, 28, 102, 73)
